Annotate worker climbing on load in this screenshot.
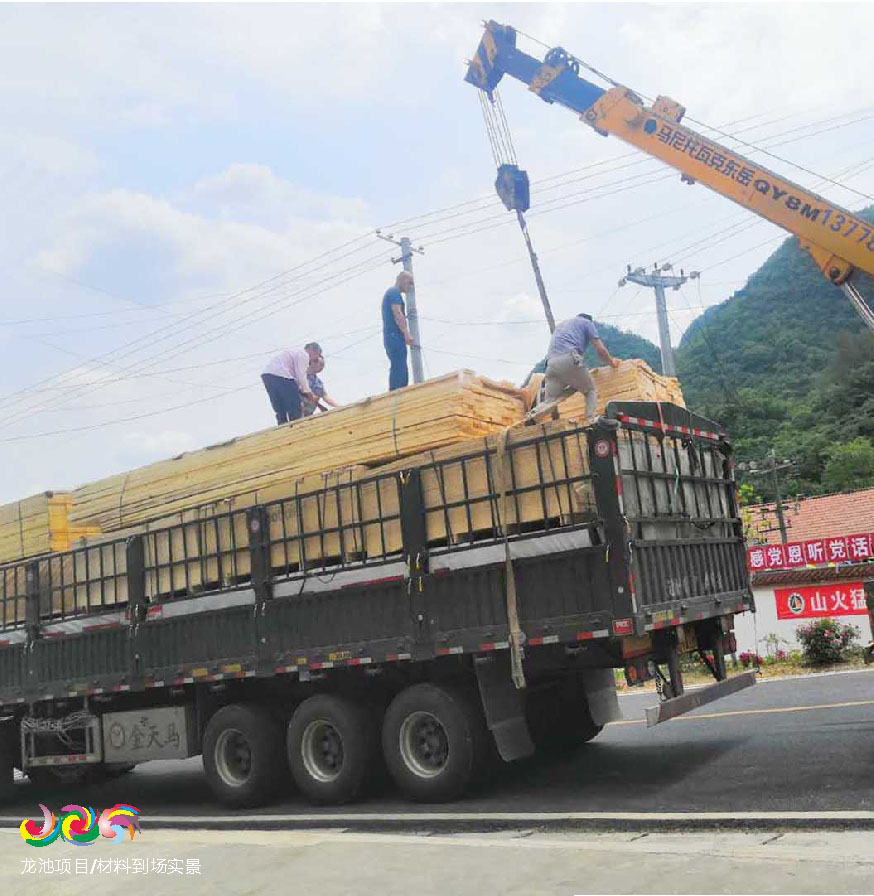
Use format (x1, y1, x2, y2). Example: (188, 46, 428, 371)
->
(261, 342, 322, 424)
(382, 270, 417, 392)
(540, 313, 620, 418)
(301, 355, 339, 417)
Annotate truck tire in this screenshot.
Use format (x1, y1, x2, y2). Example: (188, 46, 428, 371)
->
(526, 678, 603, 752)
(202, 704, 285, 809)
(382, 683, 487, 803)
(287, 694, 378, 805)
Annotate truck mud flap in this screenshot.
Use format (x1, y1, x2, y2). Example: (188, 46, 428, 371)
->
(474, 653, 535, 762)
(645, 670, 756, 728)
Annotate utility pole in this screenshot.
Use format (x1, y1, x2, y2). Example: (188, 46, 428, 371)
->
(739, 450, 796, 545)
(618, 263, 699, 377)
(376, 231, 425, 384)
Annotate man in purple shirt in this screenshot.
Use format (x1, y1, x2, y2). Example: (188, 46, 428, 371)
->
(261, 342, 322, 424)
(543, 314, 620, 417)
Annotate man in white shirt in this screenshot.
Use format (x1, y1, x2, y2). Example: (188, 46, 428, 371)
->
(261, 342, 322, 424)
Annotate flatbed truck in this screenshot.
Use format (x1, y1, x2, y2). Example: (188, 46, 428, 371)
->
(0, 402, 754, 807)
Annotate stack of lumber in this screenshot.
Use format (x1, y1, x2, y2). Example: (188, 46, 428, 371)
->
(0, 492, 100, 565)
(60, 418, 595, 610)
(69, 371, 526, 533)
(359, 417, 595, 553)
(521, 359, 685, 417)
(1, 361, 685, 623)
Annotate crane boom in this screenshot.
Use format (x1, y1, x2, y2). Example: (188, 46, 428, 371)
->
(465, 22, 874, 331)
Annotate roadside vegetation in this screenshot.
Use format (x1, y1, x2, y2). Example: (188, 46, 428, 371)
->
(615, 621, 869, 693)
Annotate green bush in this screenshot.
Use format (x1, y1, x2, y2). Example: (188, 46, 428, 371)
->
(795, 618, 859, 665)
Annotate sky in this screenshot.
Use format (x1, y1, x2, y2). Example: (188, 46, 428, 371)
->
(1, 1, 874, 504)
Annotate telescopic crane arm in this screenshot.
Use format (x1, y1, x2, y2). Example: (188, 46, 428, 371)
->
(465, 22, 874, 332)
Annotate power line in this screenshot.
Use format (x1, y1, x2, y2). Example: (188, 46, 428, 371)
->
(0, 230, 379, 413)
(0, 251, 392, 429)
(0, 290, 233, 326)
(424, 346, 530, 367)
(23, 325, 385, 412)
(684, 112, 874, 204)
(379, 107, 869, 236)
(508, 22, 874, 205)
(0, 244, 390, 425)
(408, 107, 874, 250)
(0, 384, 259, 444)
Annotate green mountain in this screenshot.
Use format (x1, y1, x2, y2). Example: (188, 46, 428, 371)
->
(676, 209, 874, 499)
(524, 320, 662, 384)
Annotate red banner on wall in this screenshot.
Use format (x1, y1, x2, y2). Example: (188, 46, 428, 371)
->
(775, 583, 868, 620)
(748, 532, 873, 571)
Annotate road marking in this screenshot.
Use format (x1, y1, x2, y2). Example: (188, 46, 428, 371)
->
(610, 698, 874, 726)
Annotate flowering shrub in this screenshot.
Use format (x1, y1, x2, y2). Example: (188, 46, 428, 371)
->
(738, 651, 763, 668)
(795, 618, 859, 665)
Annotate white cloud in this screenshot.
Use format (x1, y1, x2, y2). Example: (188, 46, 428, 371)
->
(189, 164, 368, 229)
(0, 133, 97, 178)
(35, 168, 371, 295)
(618, 4, 874, 121)
(2, 3, 874, 504)
(498, 291, 543, 322)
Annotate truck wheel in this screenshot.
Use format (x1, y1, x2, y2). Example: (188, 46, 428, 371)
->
(382, 683, 487, 803)
(526, 679, 603, 752)
(287, 694, 378, 804)
(202, 704, 285, 808)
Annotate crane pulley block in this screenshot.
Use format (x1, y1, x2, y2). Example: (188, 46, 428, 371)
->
(495, 163, 530, 213)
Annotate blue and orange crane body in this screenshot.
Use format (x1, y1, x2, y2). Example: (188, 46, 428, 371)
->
(465, 21, 874, 330)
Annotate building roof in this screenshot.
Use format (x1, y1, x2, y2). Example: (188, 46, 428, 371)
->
(751, 563, 874, 588)
(745, 486, 874, 546)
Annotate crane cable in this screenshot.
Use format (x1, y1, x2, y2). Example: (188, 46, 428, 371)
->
(477, 87, 557, 332)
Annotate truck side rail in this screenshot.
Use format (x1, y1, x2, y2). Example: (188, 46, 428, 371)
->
(0, 422, 598, 634)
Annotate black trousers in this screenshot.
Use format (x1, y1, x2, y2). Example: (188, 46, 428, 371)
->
(261, 374, 302, 424)
(384, 337, 409, 391)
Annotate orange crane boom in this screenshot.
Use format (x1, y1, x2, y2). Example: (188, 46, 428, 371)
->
(465, 22, 874, 331)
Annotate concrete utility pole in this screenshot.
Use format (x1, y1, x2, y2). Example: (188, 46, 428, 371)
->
(618, 263, 699, 377)
(376, 231, 425, 384)
(740, 450, 796, 545)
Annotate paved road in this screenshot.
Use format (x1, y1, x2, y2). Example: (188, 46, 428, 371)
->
(3, 669, 873, 819)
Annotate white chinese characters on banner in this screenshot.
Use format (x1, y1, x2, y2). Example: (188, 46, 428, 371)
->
(748, 532, 873, 571)
(775, 582, 869, 619)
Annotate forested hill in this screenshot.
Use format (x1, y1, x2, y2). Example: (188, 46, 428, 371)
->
(589, 320, 662, 372)
(676, 207, 874, 498)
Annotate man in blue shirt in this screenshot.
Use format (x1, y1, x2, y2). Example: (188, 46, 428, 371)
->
(543, 314, 620, 417)
(301, 356, 340, 416)
(382, 271, 416, 391)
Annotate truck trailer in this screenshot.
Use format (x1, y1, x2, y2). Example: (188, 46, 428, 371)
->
(0, 401, 754, 807)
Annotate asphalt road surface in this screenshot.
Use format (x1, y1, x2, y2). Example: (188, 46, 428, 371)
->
(3, 668, 873, 820)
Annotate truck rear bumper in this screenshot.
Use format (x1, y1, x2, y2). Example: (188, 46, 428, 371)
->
(645, 670, 756, 727)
